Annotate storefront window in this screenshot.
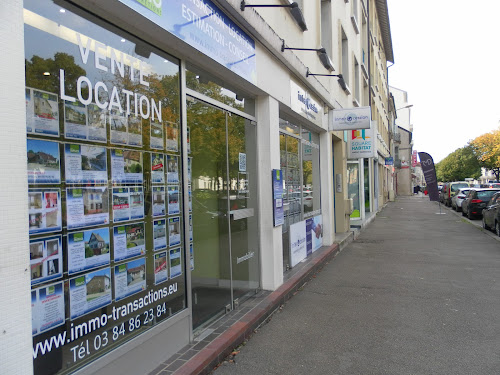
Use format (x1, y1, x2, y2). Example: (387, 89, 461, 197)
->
(364, 159, 371, 213)
(25, 1, 186, 374)
(302, 130, 321, 217)
(347, 163, 361, 219)
(186, 64, 255, 116)
(279, 119, 322, 270)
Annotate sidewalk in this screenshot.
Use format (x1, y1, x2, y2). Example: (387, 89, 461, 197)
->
(146, 223, 359, 375)
(207, 195, 500, 375)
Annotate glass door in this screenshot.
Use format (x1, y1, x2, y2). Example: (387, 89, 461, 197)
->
(188, 98, 258, 330)
(227, 113, 259, 305)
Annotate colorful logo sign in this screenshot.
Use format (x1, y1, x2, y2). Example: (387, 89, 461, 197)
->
(352, 129, 370, 140)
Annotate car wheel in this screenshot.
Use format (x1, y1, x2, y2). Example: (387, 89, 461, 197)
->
(462, 208, 466, 216)
(496, 222, 500, 237)
(468, 210, 473, 220)
(483, 217, 490, 230)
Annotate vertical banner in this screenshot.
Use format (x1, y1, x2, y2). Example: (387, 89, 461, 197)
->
(418, 152, 439, 201)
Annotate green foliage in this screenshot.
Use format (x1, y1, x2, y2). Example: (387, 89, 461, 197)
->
(436, 146, 481, 182)
(469, 128, 500, 181)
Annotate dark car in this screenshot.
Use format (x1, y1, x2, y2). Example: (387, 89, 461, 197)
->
(482, 192, 500, 236)
(462, 188, 500, 219)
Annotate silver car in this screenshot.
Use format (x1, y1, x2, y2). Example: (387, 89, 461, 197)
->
(451, 188, 470, 212)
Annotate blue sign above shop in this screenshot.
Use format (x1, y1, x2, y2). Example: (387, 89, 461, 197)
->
(119, 0, 257, 84)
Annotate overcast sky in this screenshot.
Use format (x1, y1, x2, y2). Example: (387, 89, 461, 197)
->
(386, 0, 500, 163)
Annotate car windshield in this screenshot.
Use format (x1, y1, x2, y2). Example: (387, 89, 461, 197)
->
(451, 183, 469, 192)
(477, 190, 500, 200)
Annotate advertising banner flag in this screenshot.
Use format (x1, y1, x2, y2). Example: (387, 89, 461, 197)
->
(418, 152, 439, 201)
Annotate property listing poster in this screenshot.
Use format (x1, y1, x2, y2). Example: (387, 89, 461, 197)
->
(27, 139, 61, 184)
(86, 104, 108, 142)
(30, 235, 62, 285)
(150, 121, 164, 150)
(111, 149, 144, 184)
(28, 189, 62, 235)
(169, 248, 182, 279)
(189, 215, 193, 242)
(109, 110, 128, 145)
(152, 187, 166, 217)
(113, 222, 146, 262)
(127, 115, 143, 147)
(64, 144, 108, 184)
(306, 215, 323, 255)
(67, 228, 111, 275)
(64, 100, 88, 140)
(31, 291, 37, 335)
(153, 219, 167, 251)
(112, 187, 144, 222)
(114, 257, 146, 301)
(154, 251, 168, 285)
(166, 154, 179, 184)
(31, 281, 65, 336)
(70, 268, 112, 320)
(190, 243, 194, 271)
(66, 187, 109, 230)
(151, 153, 165, 183)
(167, 186, 180, 215)
(168, 217, 181, 247)
(289, 220, 307, 267)
(166, 121, 179, 152)
(26, 87, 59, 137)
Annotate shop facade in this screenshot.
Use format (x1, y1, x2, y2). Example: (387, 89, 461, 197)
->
(2, 1, 338, 374)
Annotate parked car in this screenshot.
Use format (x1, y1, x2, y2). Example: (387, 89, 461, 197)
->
(451, 188, 470, 212)
(482, 192, 500, 236)
(441, 182, 469, 207)
(462, 188, 500, 219)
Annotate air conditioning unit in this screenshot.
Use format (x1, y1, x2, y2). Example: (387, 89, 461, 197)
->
(393, 133, 401, 142)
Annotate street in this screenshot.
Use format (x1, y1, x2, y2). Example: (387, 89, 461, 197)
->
(212, 196, 500, 375)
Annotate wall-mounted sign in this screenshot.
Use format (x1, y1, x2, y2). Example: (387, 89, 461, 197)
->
(385, 157, 394, 166)
(119, 0, 256, 84)
(330, 106, 371, 131)
(272, 169, 284, 226)
(290, 80, 323, 127)
(347, 125, 376, 159)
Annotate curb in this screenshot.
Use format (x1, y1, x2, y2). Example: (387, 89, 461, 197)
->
(173, 240, 347, 375)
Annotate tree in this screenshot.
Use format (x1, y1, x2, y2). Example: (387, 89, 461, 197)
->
(436, 146, 481, 182)
(469, 128, 500, 181)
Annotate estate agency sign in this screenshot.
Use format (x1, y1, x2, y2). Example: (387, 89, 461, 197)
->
(290, 80, 323, 127)
(330, 106, 371, 131)
(347, 123, 376, 159)
(119, 0, 256, 84)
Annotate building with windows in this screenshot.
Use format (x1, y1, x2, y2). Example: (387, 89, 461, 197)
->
(2, 1, 396, 374)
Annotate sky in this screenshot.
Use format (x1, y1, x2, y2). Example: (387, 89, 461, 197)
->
(386, 0, 500, 163)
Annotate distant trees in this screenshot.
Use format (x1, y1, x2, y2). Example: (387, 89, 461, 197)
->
(436, 146, 481, 182)
(469, 128, 500, 181)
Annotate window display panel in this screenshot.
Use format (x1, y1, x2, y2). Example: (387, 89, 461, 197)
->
(301, 130, 321, 217)
(25, 2, 186, 374)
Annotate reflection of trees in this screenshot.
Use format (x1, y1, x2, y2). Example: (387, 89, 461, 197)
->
(25, 53, 87, 97)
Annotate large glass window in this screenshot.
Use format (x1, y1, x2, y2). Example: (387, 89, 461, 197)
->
(279, 119, 321, 270)
(25, 2, 186, 374)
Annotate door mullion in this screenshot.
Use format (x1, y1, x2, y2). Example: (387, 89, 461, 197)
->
(224, 111, 234, 310)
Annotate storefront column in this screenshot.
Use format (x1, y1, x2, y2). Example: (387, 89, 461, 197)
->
(256, 96, 283, 291)
(319, 130, 334, 245)
(1, 1, 33, 373)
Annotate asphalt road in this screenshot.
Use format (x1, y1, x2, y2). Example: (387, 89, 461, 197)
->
(212, 196, 500, 375)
